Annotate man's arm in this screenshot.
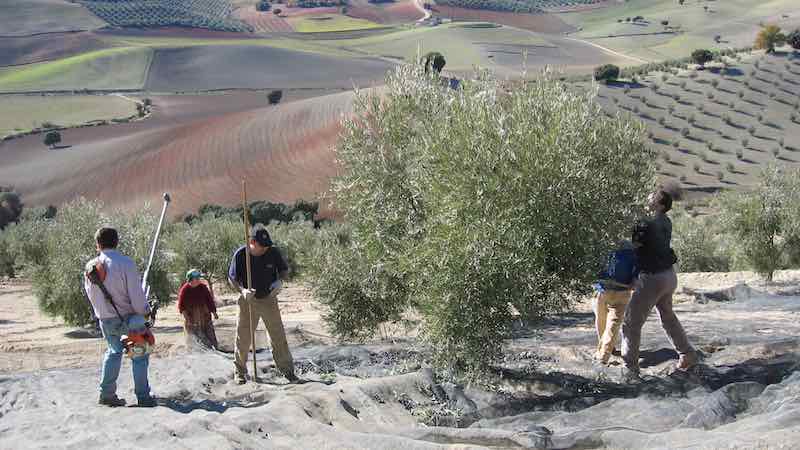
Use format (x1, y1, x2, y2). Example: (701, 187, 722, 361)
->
(127, 261, 149, 315)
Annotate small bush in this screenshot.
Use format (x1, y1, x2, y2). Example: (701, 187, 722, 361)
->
(672, 208, 731, 272)
(594, 64, 620, 83)
(267, 89, 283, 105)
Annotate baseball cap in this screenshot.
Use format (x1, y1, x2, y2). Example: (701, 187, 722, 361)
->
(250, 224, 273, 247)
(185, 269, 203, 282)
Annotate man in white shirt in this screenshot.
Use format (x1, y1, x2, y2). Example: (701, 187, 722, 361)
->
(84, 227, 155, 407)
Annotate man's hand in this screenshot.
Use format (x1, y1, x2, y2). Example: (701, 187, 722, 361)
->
(240, 288, 256, 303)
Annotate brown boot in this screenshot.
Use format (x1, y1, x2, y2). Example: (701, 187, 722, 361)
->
(676, 351, 699, 371)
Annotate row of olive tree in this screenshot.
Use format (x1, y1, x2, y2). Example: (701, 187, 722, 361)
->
(2, 198, 326, 326)
(309, 64, 655, 376)
(672, 166, 800, 280)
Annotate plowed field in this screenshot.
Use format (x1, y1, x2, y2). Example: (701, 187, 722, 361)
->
(144, 45, 394, 91)
(346, 0, 424, 24)
(0, 32, 109, 67)
(431, 6, 575, 33)
(233, 6, 295, 32)
(0, 0, 107, 37)
(0, 91, 361, 217)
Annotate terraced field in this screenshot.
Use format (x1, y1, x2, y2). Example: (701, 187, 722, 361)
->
(590, 50, 800, 190)
(430, 6, 574, 33)
(0, 47, 153, 92)
(0, 90, 359, 217)
(0, 0, 107, 37)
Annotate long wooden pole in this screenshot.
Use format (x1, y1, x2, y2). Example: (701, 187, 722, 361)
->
(242, 181, 257, 381)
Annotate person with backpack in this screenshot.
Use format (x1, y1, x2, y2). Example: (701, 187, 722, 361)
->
(621, 188, 699, 381)
(592, 240, 638, 365)
(84, 227, 156, 407)
(228, 224, 298, 384)
(177, 269, 219, 349)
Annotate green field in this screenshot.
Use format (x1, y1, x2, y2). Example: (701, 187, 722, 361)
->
(0, 47, 153, 93)
(327, 23, 550, 72)
(287, 14, 384, 33)
(560, 0, 800, 61)
(0, 95, 137, 138)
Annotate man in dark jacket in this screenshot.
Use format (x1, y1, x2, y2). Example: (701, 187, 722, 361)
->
(621, 189, 698, 380)
(228, 224, 297, 384)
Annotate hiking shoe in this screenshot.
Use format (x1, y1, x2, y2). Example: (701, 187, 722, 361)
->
(137, 396, 157, 408)
(676, 351, 699, 371)
(98, 395, 126, 407)
(620, 367, 642, 384)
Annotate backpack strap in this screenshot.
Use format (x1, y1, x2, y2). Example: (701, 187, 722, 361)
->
(86, 261, 125, 322)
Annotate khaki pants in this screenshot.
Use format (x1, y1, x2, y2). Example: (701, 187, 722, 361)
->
(234, 287, 294, 377)
(593, 289, 632, 362)
(621, 268, 694, 372)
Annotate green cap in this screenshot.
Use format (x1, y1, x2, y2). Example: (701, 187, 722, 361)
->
(185, 269, 203, 282)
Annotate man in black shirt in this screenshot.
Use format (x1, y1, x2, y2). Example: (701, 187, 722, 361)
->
(228, 224, 297, 384)
(621, 189, 698, 381)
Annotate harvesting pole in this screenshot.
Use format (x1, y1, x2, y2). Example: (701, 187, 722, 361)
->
(142, 192, 171, 300)
(242, 181, 258, 381)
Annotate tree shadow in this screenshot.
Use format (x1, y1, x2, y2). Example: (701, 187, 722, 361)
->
(49, 144, 72, 150)
(778, 155, 798, 163)
(639, 348, 678, 368)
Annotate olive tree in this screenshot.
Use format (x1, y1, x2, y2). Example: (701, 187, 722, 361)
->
(10, 198, 170, 326)
(718, 166, 800, 281)
(312, 64, 655, 375)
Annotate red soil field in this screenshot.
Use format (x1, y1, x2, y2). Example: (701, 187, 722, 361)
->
(431, 6, 575, 34)
(346, 0, 423, 24)
(0, 32, 109, 67)
(0, 91, 362, 218)
(233, 6, 295, 32)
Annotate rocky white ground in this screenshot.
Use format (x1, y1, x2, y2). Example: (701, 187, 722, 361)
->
(2, 271, 800, 449)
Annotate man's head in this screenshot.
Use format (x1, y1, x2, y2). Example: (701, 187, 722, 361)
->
(647, 189, 673, 214)
(248, 223, 272, 256)
(95, 227, 119, 251)
(186, 269, 204, 287)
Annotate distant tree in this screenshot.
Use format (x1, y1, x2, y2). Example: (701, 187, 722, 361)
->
(43, 131, 61, 149)
(256, 0, 271, 11)
(273, 8, 282, 14)
(692, 48, 714, 69)
(755, 24, 786, 53)
(423, 52, 446, 73)
(714, 35, 721, 43)
(593, 64, 620, 83)
(788, 29, 800, 52)
(0, 189, 23, 230)
(267, 90, 283, 105)
(678, 0, 684, 5)
(661, 20, 669, 27)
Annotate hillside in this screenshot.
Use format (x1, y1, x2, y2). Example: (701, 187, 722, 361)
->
(77, 0, 253, 32)
(589, 49, 800, 191)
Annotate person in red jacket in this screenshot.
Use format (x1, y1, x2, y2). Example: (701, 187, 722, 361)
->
(177, 269, 219, 349)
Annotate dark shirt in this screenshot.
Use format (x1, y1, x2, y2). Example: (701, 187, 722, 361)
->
(177, 283, 216, 314)
(632, 214, 678, 274)
(228, 245, 288, 298)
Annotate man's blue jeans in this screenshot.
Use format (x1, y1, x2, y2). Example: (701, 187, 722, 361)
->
(99, 315, 150, 400)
